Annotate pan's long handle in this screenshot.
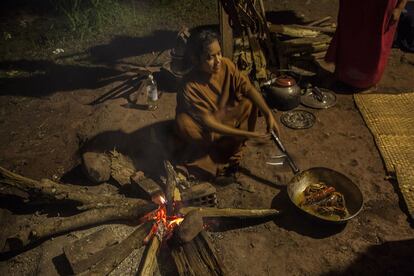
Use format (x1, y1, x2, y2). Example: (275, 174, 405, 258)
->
(270, 130, 300, 174)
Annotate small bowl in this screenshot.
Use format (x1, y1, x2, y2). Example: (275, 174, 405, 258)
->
(287, 167, 364, 223)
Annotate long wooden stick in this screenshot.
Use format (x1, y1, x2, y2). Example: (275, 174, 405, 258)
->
(269, 24, 335, 37)
(281, 35, 331, 46)
(283, 43, 329, 55)
(179, 207, 279, 218)
(290, 24, 336, 34)
(307, 16, 332, 27)
(137, 235, 161, 276)
(269, 24, 320, 37)
(164, 160, 177, 215)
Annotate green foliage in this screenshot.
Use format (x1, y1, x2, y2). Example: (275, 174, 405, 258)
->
(0, 0, 218, 60)
(48, 0, 125, 36)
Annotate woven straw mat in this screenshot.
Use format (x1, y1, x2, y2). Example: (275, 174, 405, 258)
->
(354, 93, 414, 219)
(396, 165, 414, 220)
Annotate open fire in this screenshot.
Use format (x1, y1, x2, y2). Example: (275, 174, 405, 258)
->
(142, 194, 184, 244)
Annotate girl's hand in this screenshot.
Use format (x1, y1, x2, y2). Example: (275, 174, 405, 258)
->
(265, 112, 280, 137)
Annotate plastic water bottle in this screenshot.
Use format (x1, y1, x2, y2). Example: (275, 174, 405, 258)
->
(146, 74, 158, 110)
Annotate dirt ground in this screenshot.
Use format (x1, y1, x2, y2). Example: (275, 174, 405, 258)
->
(1, 0, 414, 275)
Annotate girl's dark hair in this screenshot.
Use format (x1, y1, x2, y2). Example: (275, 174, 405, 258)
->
(187, 30, 220, 63)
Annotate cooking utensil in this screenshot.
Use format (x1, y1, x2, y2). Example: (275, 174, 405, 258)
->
(287, 167, 364, 223)
(268, 131, 363, 223)
(301, 87, 337, 109)
(280, 110, 316, 129)
(270, 130, 299, 174)
(262, 73, 301, 111)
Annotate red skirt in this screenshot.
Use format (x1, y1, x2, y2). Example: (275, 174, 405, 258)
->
(326, 0, 399, 88)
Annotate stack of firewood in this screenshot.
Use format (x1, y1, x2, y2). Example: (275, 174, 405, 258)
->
(0, 160, 279, 275)
(269, 16, 335, 65)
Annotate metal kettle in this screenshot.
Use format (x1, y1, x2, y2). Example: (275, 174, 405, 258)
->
(262, 75, 301, 111)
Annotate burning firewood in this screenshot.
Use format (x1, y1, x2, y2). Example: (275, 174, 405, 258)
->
(0, 161, 280, 275)
(130, 171, 163, 199)
(137, 235, 161, 276)
(163, 160, 178, 215)
(0, 166, 156, 253)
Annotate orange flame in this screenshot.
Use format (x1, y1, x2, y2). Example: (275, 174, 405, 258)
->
(142, 195, 184, 244)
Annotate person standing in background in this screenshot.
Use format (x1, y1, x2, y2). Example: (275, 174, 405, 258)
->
(326, 0, 408, 89)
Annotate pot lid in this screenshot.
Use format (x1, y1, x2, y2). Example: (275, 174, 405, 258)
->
(301, 88, 337, 109)
(274, 75, 296, 87)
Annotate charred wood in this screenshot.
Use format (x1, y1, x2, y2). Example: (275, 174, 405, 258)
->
(63, 228, 118, 274)
(80, 222, 152, 276)
(171, 231, 226, 276)
(163, 160, 177, 215)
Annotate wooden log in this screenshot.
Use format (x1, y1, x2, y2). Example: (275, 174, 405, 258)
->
(219, 0, 233, 58)
(109, 149, 135, 186)
(164, 160, 177, 215)
(178, 207, 280, 218)
(80, 222, 152, 276)
(3, 203, 156, 252)
(0, 166, 146, 209)
(307, 16, 332, 27)
(312, 51, 328, 59)
(130, 172, 163, 198)
(290, 24, 336, 34)
(269, 24, 335, 38)
(282, 35, 331, 46)
(137, 235, 161, 276)
(269, 24, 320, 37)
(171, 231, 226, 276)
(177, 210, 204, 243)
(63, 227, 119, 274)
(283, 43, 329, 55)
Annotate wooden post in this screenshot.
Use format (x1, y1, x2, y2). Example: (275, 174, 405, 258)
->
(219, 0, 233, 58)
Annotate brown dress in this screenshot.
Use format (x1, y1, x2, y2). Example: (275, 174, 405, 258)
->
(175, 57, 258, 179)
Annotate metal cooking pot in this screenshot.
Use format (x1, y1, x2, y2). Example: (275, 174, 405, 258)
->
(287, 167, 364, 223)
(270, 131, 364, 223)
(262, 74, 301, 111)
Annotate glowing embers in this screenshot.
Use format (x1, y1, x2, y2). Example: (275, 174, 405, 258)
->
(142, 195, 184, 244)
